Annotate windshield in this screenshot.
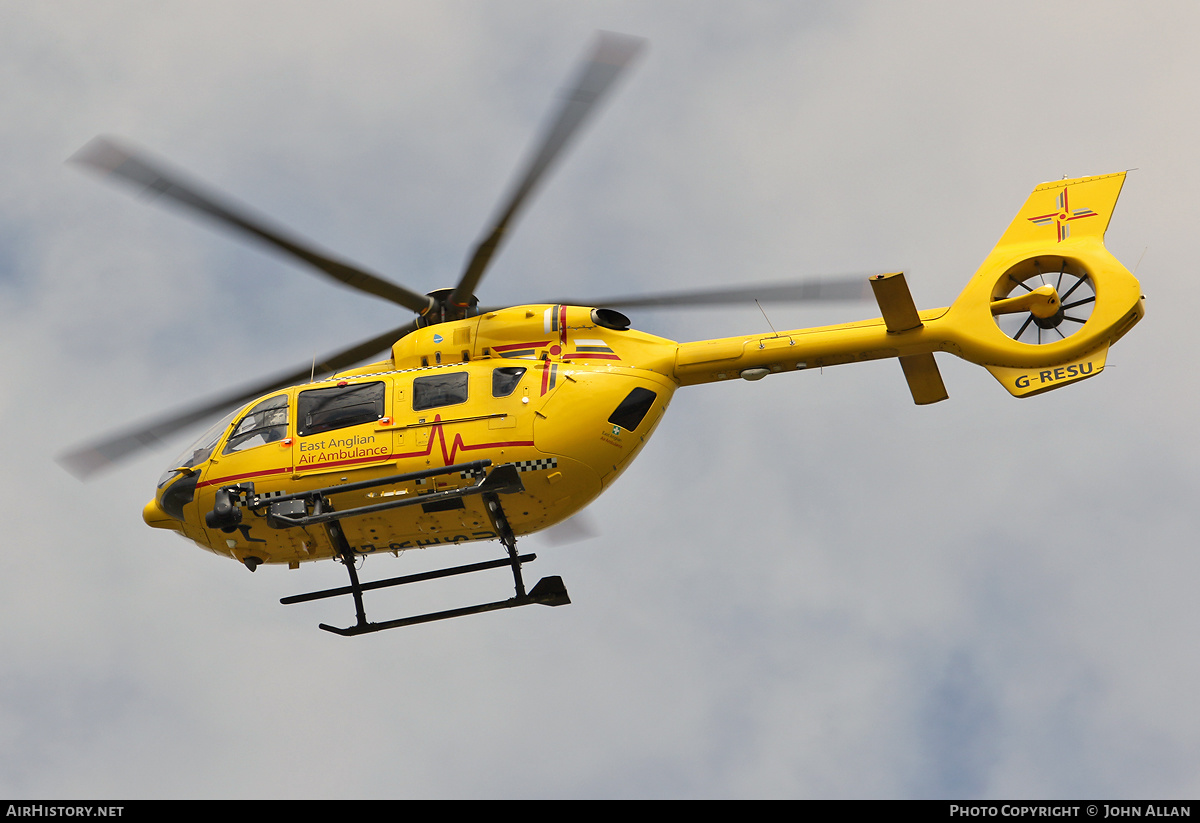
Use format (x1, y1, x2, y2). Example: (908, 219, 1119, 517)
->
(157, 408, 239, 487)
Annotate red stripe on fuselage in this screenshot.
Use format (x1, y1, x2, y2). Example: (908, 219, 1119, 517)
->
(198, 417, 535, 488)
(493, 341, 551, 353)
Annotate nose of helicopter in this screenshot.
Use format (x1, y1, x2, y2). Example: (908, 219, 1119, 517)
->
(143, 497, 181, 531)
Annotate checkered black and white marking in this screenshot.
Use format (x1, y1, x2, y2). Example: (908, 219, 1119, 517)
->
(459, 458, 558, 479)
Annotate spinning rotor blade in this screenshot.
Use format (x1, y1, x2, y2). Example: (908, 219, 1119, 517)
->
(60, 321, 417, 479)
(494, 275, 877, 313)
(449, 31, 645, 309)
(71, 137, 434, 315)
(537, 512, 601, 547)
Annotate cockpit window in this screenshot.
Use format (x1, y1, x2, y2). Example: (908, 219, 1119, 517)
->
(158, 408, 238, 487)
(413, 372, 469, 411)
(297, 382, 385, 437)
(222, 394, 289, 455)
(492, 367, 526, 398)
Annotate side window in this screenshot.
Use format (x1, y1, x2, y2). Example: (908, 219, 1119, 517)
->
(223, 395, 289, 454)
(608, 387, 657, 432)
(492, 367, 526, 398)
(413, 372, 469, 411)
(297, 382, 384, 437)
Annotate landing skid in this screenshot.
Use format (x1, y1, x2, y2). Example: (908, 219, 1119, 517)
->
(212, 460, 571, 635)
(292, 566, 570, 636)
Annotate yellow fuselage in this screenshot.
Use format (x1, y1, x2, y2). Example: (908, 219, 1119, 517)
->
(146, 173, 1146, 570)
(148, 305, 680, 568)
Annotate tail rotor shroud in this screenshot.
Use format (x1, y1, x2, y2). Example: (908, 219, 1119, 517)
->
(936, 172, 1144, 398)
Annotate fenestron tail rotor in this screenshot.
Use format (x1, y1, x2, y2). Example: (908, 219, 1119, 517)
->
(991, 257, 1096, 345)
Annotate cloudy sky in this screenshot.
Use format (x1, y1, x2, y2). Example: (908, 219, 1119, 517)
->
(2, 0, 1197, 799)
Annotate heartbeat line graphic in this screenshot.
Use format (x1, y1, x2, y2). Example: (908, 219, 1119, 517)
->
(396, 415, 534, 466)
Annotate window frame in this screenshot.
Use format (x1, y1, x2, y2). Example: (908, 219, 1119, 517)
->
(491, 366, 527, 398)
(222, 394, 290, 455)
(412, 372, 470, 412)
(296, 381, 386, 438)
(608, 387, 658, 432)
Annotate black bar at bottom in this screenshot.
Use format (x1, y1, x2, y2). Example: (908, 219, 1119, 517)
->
(280, 553, 537, 605)
(319, 594, 540, 635)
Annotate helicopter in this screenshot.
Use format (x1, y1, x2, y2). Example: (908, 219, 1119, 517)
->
(61, 33, 1144, 636)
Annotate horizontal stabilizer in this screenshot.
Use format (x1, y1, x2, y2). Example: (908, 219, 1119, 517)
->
(870, 272, 949, 404)
(870, 272, 923, 333)
(899, 353, 949, 405)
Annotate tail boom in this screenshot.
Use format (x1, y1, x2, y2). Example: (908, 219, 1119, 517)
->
(671, 173, 1144, 401)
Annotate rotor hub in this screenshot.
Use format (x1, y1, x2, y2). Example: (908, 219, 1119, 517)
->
(416, 288, 480, 328)
(1032, 305, 1067, 330)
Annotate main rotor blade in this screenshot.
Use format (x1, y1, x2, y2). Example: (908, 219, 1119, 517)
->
(60, 320, 416, 479)
(449, 31, 645, 309)
(504, 275, 877, 312)
(71, 137, 434, 315)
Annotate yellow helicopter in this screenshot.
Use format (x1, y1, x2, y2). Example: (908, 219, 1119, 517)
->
(62, 33, 1144, 635)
